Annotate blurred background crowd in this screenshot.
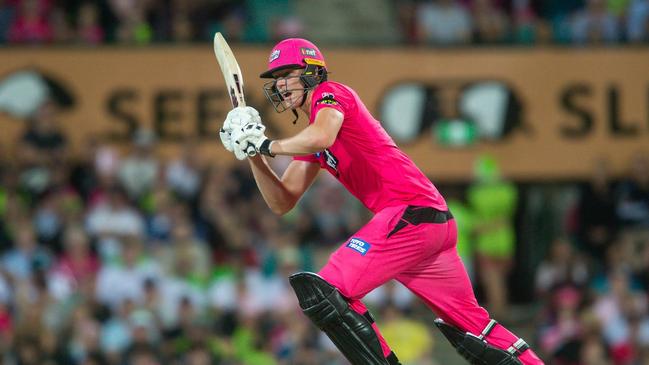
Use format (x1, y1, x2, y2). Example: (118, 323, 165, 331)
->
(1, 0, 649, 46)
(0, 1, 648, 365)
(0, 100, 647, 365)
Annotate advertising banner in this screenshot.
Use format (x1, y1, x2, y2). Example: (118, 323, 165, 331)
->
(1, 47, 647, 180)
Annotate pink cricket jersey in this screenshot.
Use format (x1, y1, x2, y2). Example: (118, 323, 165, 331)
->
(294, 81, 447, 213)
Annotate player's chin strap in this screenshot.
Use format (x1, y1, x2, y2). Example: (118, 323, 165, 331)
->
(290, 66, 321, 125)
(289, 82, 311, 125)
(434, 318, 528, 365)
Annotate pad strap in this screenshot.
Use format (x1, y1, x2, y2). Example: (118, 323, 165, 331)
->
(434, 318, 525, 365)
(479, 319, 498, 340)
(478, 319, 529, 355)
(507, 338, 530, 356)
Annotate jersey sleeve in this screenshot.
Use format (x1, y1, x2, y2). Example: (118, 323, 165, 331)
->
(293, 154, 319, 164)
(311, 83, 352, 120)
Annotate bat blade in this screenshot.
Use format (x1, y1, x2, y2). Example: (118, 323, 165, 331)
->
(213, 32, 256, 156)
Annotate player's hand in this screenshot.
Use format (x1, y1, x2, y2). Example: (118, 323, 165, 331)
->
(219, 128, 234, 152)
(232, 121, 274, 158)
(221, 106, 261, 152)
(232, 139, 249, 160)
(224, 106, 261, 132)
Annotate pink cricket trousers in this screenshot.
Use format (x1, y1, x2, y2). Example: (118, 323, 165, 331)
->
(318, 205, 544, 365)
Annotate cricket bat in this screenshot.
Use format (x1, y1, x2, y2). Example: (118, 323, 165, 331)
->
(213, 32, 256, 156)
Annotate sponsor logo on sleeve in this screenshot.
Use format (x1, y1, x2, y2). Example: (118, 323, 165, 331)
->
(346, 238, 371, 255)
(269, 49, 281, 63)
(316, 92, 339, 106)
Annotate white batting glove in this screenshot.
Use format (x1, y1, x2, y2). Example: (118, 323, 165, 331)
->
(219, 128, 234, 152)
(232, 121, 275, 158)
(220, 106, 261, 152)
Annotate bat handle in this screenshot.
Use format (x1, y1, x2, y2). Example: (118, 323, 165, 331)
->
(245, 143, 257, 157)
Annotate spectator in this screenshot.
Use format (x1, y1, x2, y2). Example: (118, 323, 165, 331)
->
(78, 141, 116, 205)
(615, 153, 649, 232)
(95, 238, 161, 310)
(538, 285, 583, 356)
(511, 0, 551, 44)
(143, 184, 175, 244)
(53, 226, 99, 289)
(472, 0, 510, 43)
(12, 336, 43, 365)
(607, 0, 631, 20)
(124, 343, 162, 365)
(576, 158, 618, 264)
(86, 186, 145, 245)
(571, 0, 620, 44)
(379, 304, 434, 364)
(467, 155, 518, 319)
(158, 219, 210, 283)
(118, 129, 160, 201)
(186, 0, 245, 42)
(592, 269, 643, 364)
(416, 0, 472, 45)
(33, 192, 64, 251)
(100, 298, 135, 360)
(18, 101, 69, 196)
(534, 0, 587, 43)
(169, 0, 195, 43)
(308, 178, 354, 246)
(110, 0, 153, 44)
(67, 305, 103, 364)
(1, 220, 50, 281)
(183, 342, 215, 365)
(627, 0, 649, 42)
(535, 237, 589, 298)
(0, 272, 11, 307)
(165, 140, 203, 203)
(0, 0, 15, 44)
(49, 4, 72, 43)
(39, 328, 74, 364)
(77, 2, 104, 45)
(197, 165, 253, 254)
(7, 0, 53, 44)
(395, 0, 419, 43)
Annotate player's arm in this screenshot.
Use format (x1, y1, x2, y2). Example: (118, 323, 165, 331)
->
(248, 157, 320, 215)
(270, 107, 343, 156)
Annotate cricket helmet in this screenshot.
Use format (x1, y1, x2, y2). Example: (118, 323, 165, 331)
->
(259, 38, 327, 79)
(261, 38, 328, 115)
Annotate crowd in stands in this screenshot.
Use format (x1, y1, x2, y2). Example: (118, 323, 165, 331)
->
(534, 155, 649, 365)
(1, 0, 649, 46)
(0, 101, 442, 364)
(0, 99, 647, 365)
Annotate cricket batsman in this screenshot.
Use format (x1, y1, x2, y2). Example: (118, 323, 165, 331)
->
(219, 38, 544, 365)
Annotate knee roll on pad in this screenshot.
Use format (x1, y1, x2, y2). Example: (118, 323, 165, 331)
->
(434, 319, 525, 365)
(289, 272, 398, 365)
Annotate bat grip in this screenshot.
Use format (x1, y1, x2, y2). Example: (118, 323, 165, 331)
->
(245, 143, 257, 157)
